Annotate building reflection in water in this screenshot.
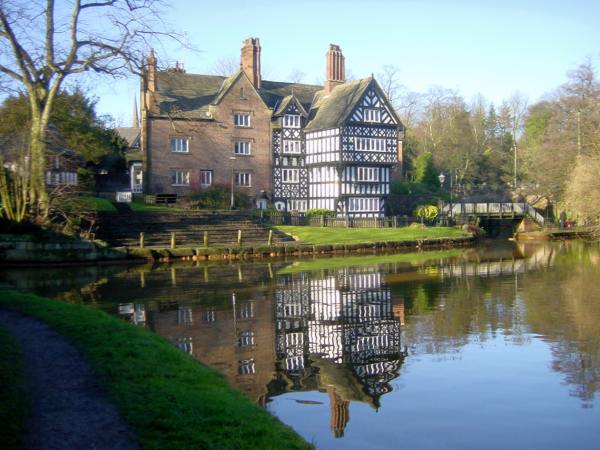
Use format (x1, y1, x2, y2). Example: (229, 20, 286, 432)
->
(273, 267, 407, 437)
(117, 265, 407, 438)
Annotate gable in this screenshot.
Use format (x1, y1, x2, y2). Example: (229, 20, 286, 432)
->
(347, 82, 400, 126)
(213, 71, 270, 111)
(285, 101, 302, 115)
(274, 95, 309, 117)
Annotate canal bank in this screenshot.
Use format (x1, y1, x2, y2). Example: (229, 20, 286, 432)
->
(0, 291, 312, 450)
(0, 226, 475, 265)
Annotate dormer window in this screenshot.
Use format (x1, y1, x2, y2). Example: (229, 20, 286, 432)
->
(364, 108, 381, 123)
(283, 114, 301, 128)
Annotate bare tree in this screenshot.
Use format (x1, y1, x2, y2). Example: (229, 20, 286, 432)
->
(0, 0, 178, 218)
(377, 65, 403, 108)
(209, 57, 239, 77)
(287, 68, 305, 83)
(505, 91, 528, 189)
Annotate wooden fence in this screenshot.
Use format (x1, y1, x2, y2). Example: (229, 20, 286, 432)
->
(254, 210, 418, 228)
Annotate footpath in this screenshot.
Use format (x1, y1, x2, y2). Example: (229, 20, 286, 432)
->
(0, 309, 138, 450)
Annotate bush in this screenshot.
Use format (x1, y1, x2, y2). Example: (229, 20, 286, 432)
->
(189, 185, 251, 210)
(414, 204, 438, 224)
(305, 208, 335, 218)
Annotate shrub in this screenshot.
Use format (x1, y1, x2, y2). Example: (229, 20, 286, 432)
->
(189, 185, 251, 210)
(305, 208, 335, 218)
(414, 204, 438, 223)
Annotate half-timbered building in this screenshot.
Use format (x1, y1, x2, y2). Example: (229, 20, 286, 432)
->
(138, 38, 404, 217)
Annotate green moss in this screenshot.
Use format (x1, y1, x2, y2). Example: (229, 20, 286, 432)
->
(274, 225, 468, 245)
(0, 292, 311, 450)
(0, 327, 27, 450)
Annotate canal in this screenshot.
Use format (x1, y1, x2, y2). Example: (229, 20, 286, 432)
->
(2, 240, 600, 449)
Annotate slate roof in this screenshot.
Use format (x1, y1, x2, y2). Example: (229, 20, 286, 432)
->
(150, 70, 321, 119)
(116, 127, 141, 148)
(272, 94, 309, 117)
(153, 72, 226, 119)
(260, 80, 321, 112)
(304, 78, 372, 131)
(149, 70, 398, 133)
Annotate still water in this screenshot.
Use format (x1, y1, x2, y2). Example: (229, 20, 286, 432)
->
(3, 240, 600, 449)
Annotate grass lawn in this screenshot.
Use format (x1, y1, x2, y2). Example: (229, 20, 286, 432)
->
(274, 225, 469, 245)
(128, 201, 189, 213)
(278, 249, 465, 274)
(0, 292, 311, 450)
(80, 195, 118, 213)
(0, 327, 27, 450)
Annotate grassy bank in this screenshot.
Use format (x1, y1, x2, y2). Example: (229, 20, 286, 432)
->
(0, 292, 311, 450)
(80, 195, 118, 213)
(0, 327, 27, 450)
(278, 248, 465, 274)
(274, 225, 468, 245)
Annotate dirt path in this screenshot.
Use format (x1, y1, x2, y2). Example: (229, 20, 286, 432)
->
(0, 309, 138, 450)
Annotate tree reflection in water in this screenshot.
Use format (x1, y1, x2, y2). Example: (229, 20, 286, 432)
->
(3, 240, 600, 439)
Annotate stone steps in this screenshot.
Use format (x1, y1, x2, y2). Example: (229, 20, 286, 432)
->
(94, 211, 293, 247)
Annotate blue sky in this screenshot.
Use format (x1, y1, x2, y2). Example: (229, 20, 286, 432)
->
(95, 0, 600, 125)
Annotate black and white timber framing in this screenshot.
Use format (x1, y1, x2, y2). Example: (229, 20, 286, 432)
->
(272, 78, 403, 217)
(272, 97, 309, 212)
(273, 267, 404, 403)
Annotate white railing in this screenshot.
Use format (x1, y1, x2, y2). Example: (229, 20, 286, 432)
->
(116, 191, 132, 203)
(444, 202, 544, 225)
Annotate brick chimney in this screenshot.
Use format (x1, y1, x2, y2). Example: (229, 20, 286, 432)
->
(325, 44, 345, 94)
(240, 37, 261, 89)
(147, 49, 157, 92)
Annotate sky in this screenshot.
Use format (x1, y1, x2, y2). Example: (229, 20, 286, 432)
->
(95, 0, 600, 126)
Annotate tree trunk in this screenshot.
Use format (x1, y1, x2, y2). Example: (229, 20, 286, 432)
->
(29, 113, 49, 219)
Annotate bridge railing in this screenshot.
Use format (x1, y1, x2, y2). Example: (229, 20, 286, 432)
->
(443, 202, 544, 225)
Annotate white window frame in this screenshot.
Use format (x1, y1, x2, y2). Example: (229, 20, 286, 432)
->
(364, 108, 381, 123)
(238, 302, 254, 319)
(234, 112, 251, 127)
(200, 170, 212, 187)
(288, 199, 307, 212)
(238, 359, 256, 375)
(349, 197, 380, 212)
(235, 172, 252, 187)
(238, 331, 255, 347)
(357, 167, 379, 182)
(171, 169, 190, 186)
(234, 140, 252, 155)
(354, 137, 386, 152)
(283, 140, 302, 154)
(283, 114, 301, 128)
(170, 137, 190, 153)
(282, 168, 299, 183)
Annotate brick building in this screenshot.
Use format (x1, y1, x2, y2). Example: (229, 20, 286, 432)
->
(137, 38, 404, 217)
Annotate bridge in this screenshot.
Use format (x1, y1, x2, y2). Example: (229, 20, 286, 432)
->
(441, 202, 545, 225)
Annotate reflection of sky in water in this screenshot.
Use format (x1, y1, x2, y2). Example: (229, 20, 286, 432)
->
(271, 335, 597, 450)
(3, 240, 600, 449)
